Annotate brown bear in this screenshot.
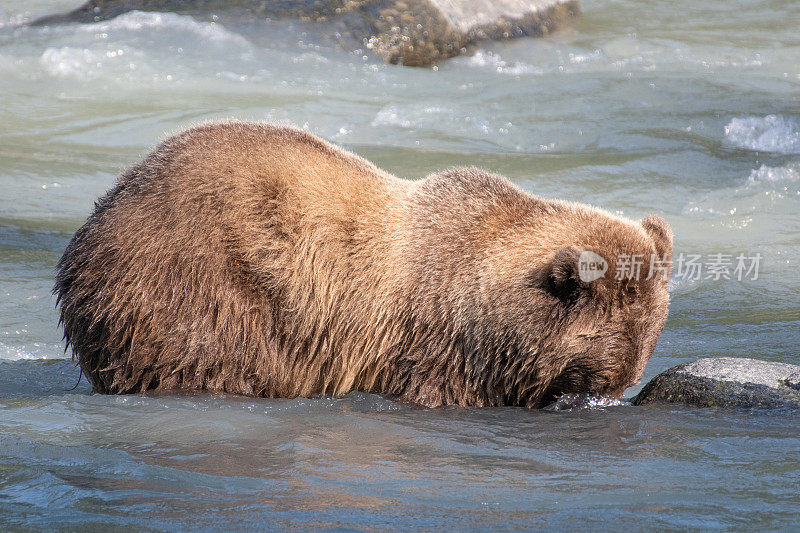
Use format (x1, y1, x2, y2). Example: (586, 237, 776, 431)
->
(55, 121, 673, 408)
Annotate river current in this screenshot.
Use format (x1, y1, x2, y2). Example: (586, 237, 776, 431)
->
(1, 0, 799, 529)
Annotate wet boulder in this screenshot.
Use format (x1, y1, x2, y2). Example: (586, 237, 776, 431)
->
(360, 0, 579, 66)
(32, 0, 579, 67)
(632, 357, 800, 410)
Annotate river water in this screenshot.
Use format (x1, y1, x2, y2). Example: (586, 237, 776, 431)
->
(1, 0, 799, 530)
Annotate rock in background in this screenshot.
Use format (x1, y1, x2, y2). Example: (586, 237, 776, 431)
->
(361, 0, 578, 66)
(633, 357, 800, 410)
(32, 0, 579, 67)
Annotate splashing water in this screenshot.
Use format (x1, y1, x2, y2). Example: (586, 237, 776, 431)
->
(724, 115, 800, 154)
(543, 393, 629, 411)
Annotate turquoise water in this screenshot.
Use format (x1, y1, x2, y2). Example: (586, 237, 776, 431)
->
(1, 0, 799, 529)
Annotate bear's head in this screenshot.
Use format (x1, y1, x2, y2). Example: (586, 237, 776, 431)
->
(411, 170, 674, 407)
(482, 211, 673, 407)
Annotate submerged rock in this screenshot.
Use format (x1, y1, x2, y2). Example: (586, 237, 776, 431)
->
(31, 0, 357, 24)
(632, 357, 800, 409)
(31, 0, 579, 67)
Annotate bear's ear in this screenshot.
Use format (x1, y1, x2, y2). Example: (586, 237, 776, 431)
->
(641, 214, 673, 259)
(545, 246, 590, 304)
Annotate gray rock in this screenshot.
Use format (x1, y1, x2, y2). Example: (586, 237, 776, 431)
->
(31, 0, 579, 67)
(632, 357, 800, 409)
(361, 0, 579, 66)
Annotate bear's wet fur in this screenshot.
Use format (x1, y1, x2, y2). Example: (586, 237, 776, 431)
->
(55, 121, 673, 407)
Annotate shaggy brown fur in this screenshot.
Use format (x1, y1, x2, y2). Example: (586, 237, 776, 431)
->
(55, 121, 673, 408)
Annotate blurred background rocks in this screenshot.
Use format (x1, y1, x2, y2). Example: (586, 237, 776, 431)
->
(32, 0, 579, 66)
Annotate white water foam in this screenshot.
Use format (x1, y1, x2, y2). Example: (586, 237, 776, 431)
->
(724, 115, 800, 154)
(0, 12, 25, 29)
(371, 105, 413, 128)
(465, 49, 541, 76)
(38, 11, 251, 80)
(39, 46, 107, 78)
(543, 393, 627, 411)
(38, 44, 156, 80)
(747, 163, 800, 185)
(79, 11, 251, 48)
(0, 341, 59, 361)
(371, 104, 509, 138)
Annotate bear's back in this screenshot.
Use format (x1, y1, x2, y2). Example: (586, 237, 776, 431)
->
(55, 122, 416, 396)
